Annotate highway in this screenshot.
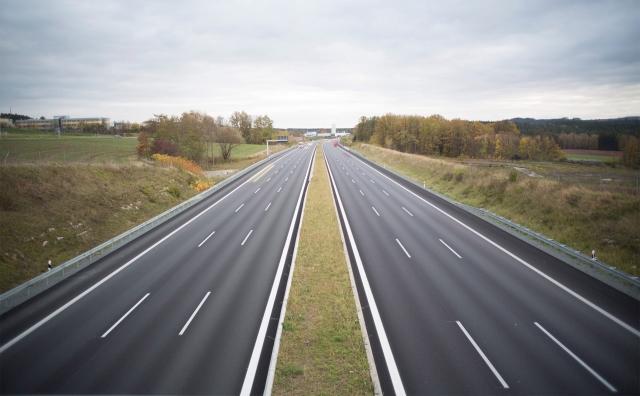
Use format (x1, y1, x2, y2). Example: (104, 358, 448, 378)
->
(0, 143, 316, 395)
(323, 142, 639, 395)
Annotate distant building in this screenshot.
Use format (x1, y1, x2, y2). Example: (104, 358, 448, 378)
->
(289, 136, 303, 143)
(317, 133, 332, 138)
(15, 116, 110, 131)
(332, 124, 336, 135)
(0, 118, 13, 127)
(304, 131, 317, 138)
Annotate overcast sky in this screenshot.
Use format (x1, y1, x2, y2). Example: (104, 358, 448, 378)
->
(1, 0, 638, 127)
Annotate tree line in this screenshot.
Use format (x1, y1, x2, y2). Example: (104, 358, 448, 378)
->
(136, 110, 277, 166)
(354, 114, 563, 161)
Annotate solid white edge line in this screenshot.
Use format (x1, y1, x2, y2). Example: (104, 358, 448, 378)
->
(402, 207, 413, 217)
(324, 147, 383, 396)
(456, 321, 509, 389)
(0, 154, 288, 354)
(439, 239, 462, 259)
(372, 207, 380, 217)
(101, 293, 150, 338)
(534, 322, 616, 392)
(241, 230, 253, 246)
(179, 292, 211, 336)
(235, 204, 244, 212)
(265, 202, 271, 211)
(347, 148, 640, 338)
(325, 149, 406, 395)
(264, 147, 315, 395)
(396, 239, 411, 258)
(240, 145, 316, 396)
(198, 231, 216, 247)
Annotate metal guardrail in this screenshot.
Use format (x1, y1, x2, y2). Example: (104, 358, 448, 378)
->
(342, 144, 640, 292)
(0, 146, 296, 314)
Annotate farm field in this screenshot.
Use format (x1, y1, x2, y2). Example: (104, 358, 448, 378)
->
(0, 132, 272, 167)
(563, 149, 622, 162)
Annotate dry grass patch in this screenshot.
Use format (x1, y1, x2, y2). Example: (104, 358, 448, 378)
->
(0, 163, 208, 293)
(272, 146, 372, 395)
(353, 143, 640, 276)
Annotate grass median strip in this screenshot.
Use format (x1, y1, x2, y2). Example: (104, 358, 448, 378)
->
(273, 145, 373, 395)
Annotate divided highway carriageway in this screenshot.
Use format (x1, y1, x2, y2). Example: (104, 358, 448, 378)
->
(0, 143, 317, 394)
(323, 141, 638, 395)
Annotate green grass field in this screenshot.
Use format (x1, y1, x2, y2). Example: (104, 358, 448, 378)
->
(565, 154, 618, 162)
(0, 133, 270, 165)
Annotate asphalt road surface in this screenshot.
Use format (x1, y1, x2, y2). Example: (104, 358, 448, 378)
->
(0, 143, 317, 395)
(323, 142, 639, 395)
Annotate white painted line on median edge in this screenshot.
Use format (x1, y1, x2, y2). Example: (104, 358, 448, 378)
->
(383, 190, 389, 196)
(241, 146, 316, 395)
(323, 149, 406, 395)
(198, 231, 216, 247)
(457, 321, 509, 388)
(346, 147, 640, 338)
(402, 207, 414, 217)
(235, 204, 244, 212)
(360, 190, 364, 196)
(396, 239, 411, 258)
(372, 207, 380, 216)
(101, 293, 150, 338)
(179, 292, 211, 336)
(0, 152, 290, 354)
(265, 203, 271, 211)
(241, 230, 253, 246)
(278, 187, 282, 192)
(534, 322, 616, 392)
(439, 239, 462, 258)
(255, 188, 260, 194)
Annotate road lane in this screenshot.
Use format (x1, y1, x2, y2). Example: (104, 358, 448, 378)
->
(0, 144, 317, 394)
(324, 142, 639, 395)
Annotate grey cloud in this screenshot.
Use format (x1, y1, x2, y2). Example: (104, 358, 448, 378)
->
(0, 0, 638, 126)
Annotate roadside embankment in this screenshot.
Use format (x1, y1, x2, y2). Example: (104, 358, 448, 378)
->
(0, 163, 210, 293)
(352, 143, 639, 276)
(272, 145, 372, 395)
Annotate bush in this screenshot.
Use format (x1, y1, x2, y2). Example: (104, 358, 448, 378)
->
(443, 172, 453, 181)
(190, 179, 214, 192)
(509, 168, 518, 182)
(168, 185, 182, 198)
(151, 154, 204, 174)
(454, 170, 464, 182)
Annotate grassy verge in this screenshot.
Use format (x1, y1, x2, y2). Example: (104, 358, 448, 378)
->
(0, 164, 207, 293)
(272, 145, 372, 395)
(352, 143, 640, 276)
